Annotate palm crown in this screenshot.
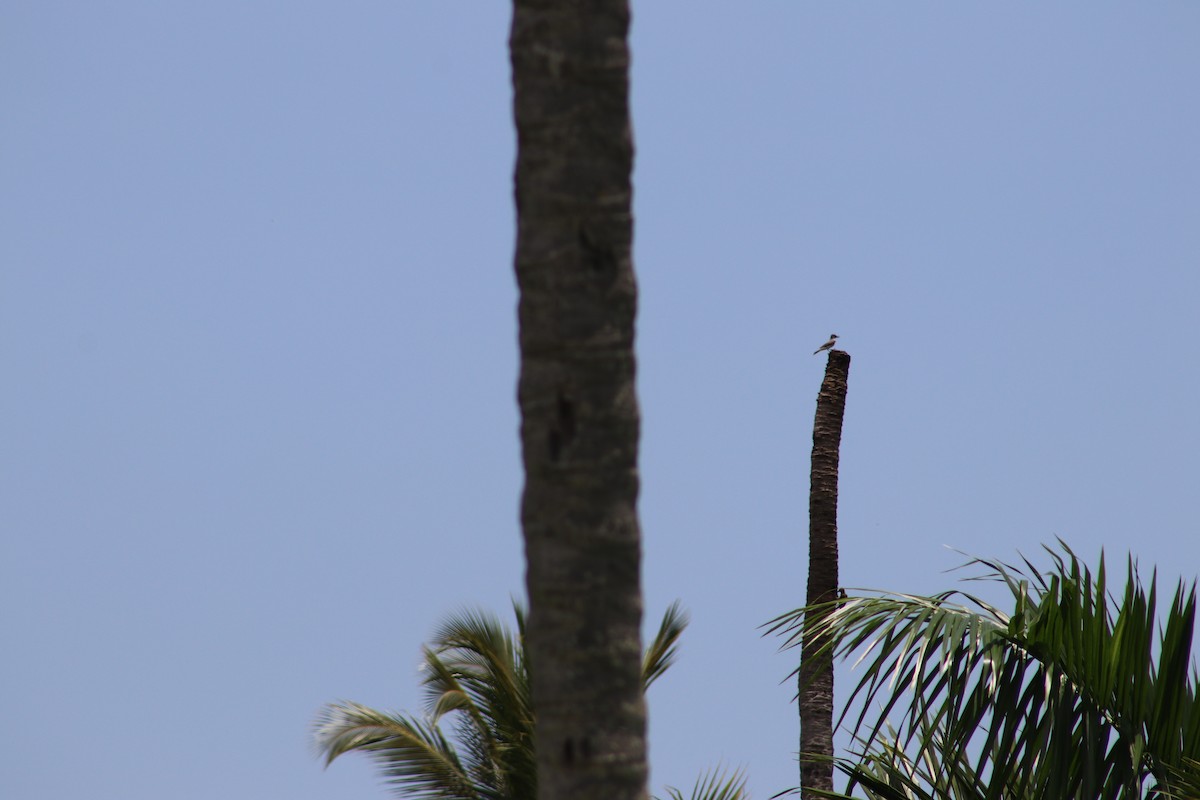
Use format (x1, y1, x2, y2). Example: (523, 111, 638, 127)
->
(769, 540, 1200, 800)
(315, 601, 746, 800)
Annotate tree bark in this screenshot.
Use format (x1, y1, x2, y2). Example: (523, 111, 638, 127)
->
(800, 349, 850, 799)
(510, 4, 648, 800)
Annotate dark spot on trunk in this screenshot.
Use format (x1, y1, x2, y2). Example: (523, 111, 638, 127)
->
(578, 221, 615, 276)
(549, 391, 576, 462)
(561, 735, 591, 766)
(563, 737, 574, 765)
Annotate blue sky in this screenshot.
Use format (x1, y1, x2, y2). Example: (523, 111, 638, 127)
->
(3, 4, 1198, 799)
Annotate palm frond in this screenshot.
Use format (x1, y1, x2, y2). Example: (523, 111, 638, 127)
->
(422, 606, 535, 800)
(313, 700, 482, 800)
(768, 542, 1200, 800)
(317, 599, 702, 800)
(656, 765, 749, 800)
(645, 600, 689, 689)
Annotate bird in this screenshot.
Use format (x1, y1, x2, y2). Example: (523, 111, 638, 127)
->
(813, 334, 839, 355)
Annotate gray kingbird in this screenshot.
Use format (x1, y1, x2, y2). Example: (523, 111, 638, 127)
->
(813, 334, 839, 355)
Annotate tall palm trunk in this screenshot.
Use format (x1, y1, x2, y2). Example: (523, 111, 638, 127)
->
(800, 349, 851, 798)
(510, 4, 647, 800)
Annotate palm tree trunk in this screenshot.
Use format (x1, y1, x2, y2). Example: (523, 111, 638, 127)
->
(510, 4, 648, 800)
(800, 349, 851, 798)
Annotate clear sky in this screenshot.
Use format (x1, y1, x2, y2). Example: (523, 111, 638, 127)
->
(4, 4, 1198, 799)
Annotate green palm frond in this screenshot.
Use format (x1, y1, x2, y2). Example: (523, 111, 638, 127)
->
(644, 600, 689, 689)
(314, 700, 482, 800)
(421, 604, 535, 800)
(656, 765, 750, 800)
(316, 600, 705, 800)
(768, 541, 1200, 800)
(424, 606, 527, 724)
